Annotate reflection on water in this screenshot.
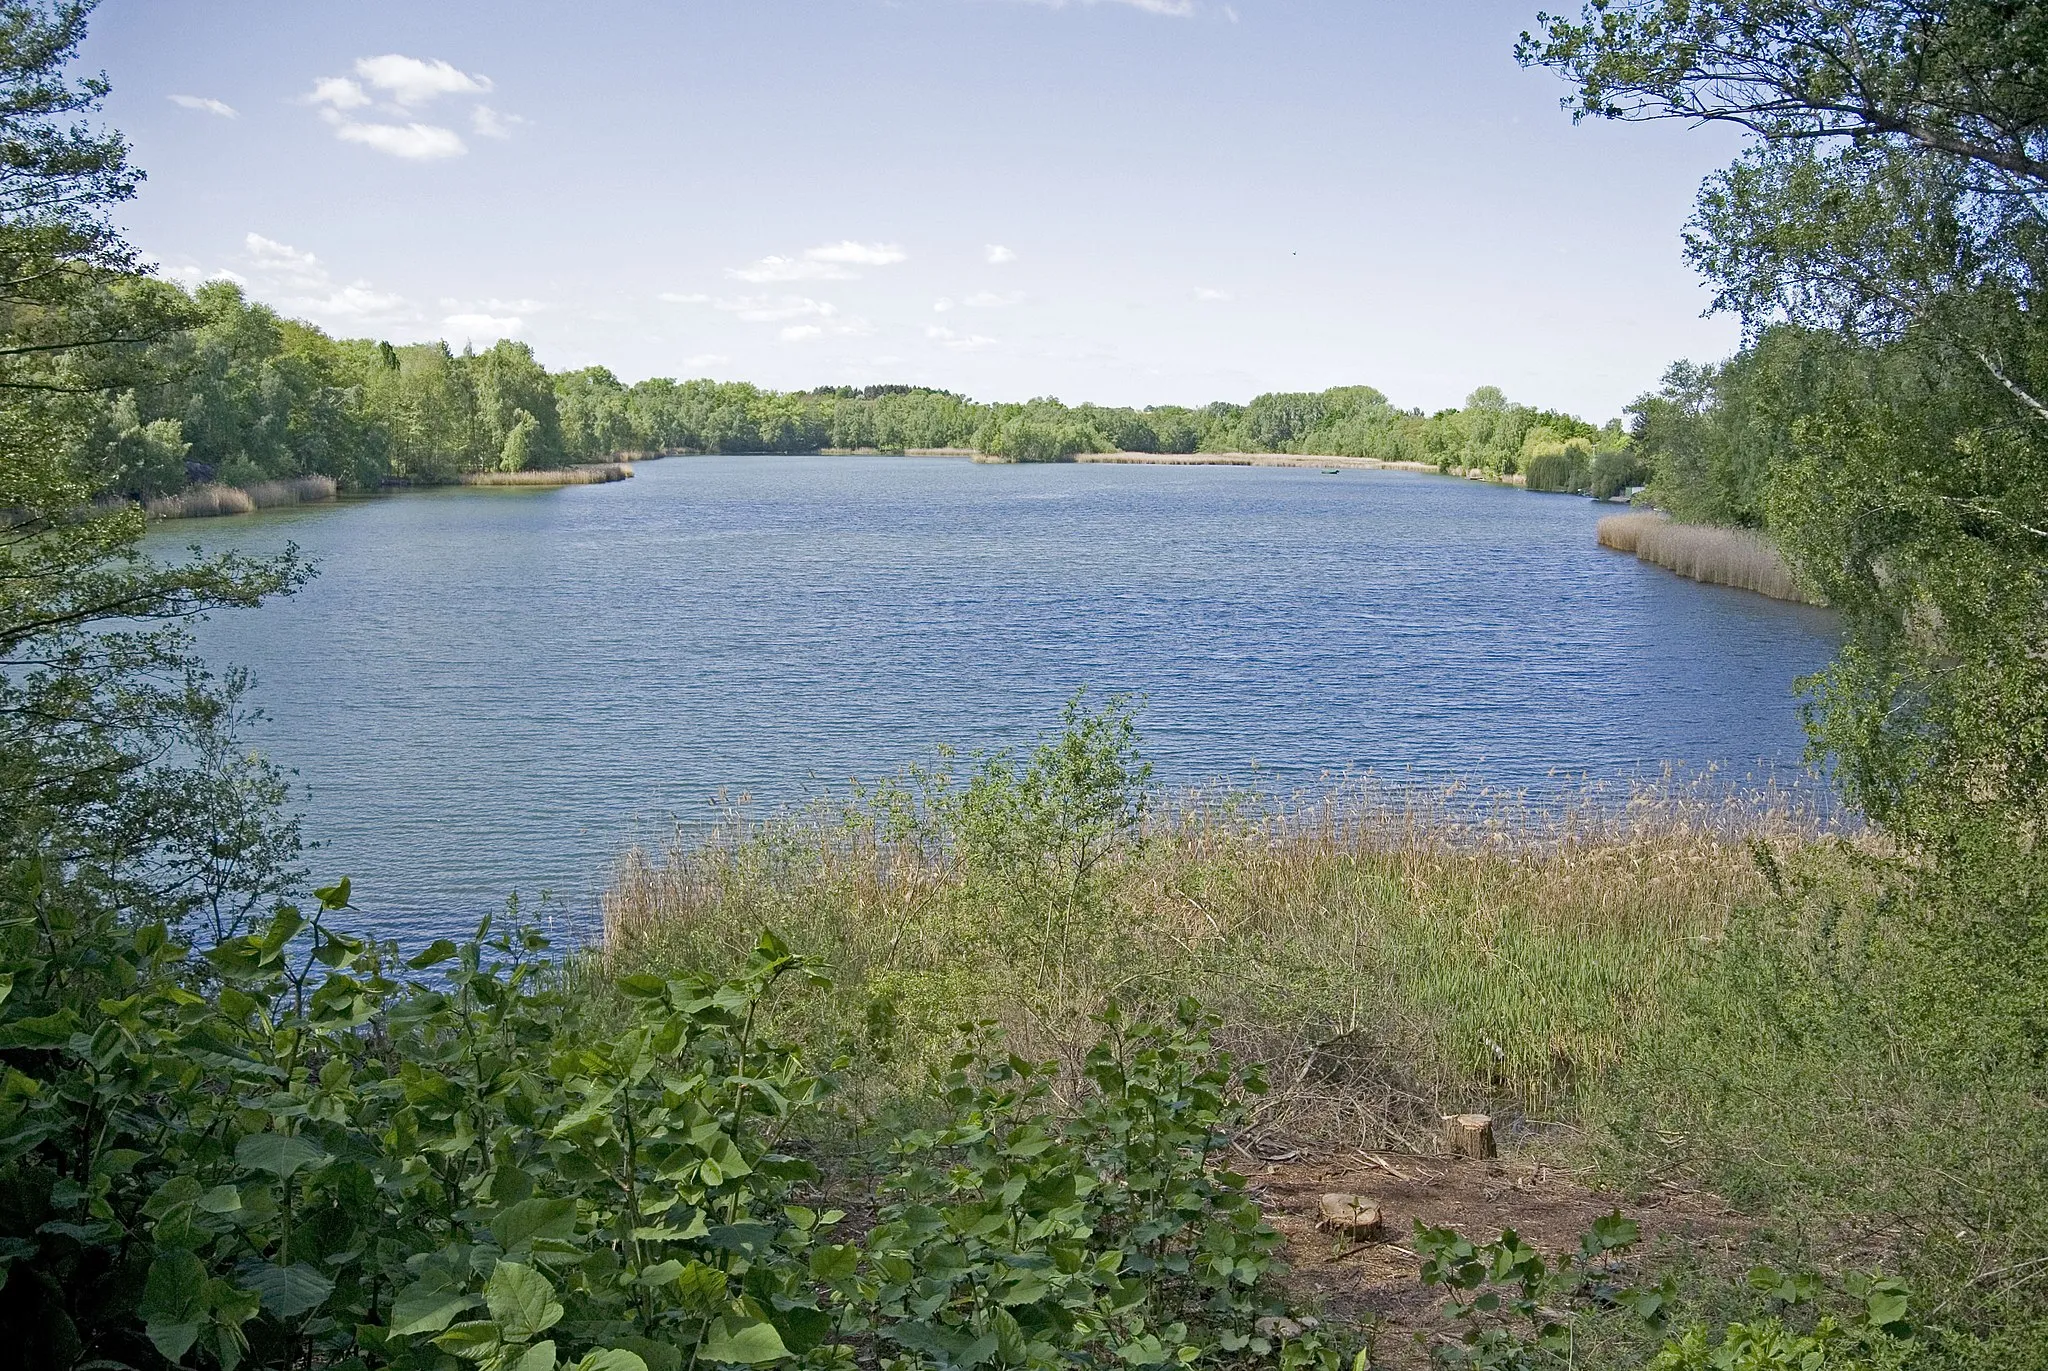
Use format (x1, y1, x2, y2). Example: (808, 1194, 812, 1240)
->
(149, 455, 1838, 940)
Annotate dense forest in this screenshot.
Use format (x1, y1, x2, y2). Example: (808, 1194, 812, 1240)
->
(78, 278, 1643, 499)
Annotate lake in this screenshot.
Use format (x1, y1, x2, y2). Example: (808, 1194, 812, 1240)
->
(149, 454, 1839, 941)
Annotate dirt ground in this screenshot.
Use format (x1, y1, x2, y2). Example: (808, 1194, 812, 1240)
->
(1242, 1145, 1744, 1367)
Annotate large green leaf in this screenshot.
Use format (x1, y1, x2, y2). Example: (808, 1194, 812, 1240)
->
(508, 1339, 558, 1371)
(573, 1352, 652, 1371)
(390, 1283, 480, 1337)
(234, 1132, 329, 1179)
(138, 1250, 206, 1361)
(700, 1316, 792, 1365)
(491, 1196, 578, 1254)
(486, 1261, 564, 1342)
(237, 1260, 334, 1319)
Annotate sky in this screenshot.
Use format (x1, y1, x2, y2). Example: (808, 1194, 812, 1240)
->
(81, 0, 1751, 421)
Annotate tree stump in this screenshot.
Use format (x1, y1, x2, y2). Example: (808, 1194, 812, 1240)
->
(1443, 1113, 1496, 1159)
(1315, 1192, 1384, 1240)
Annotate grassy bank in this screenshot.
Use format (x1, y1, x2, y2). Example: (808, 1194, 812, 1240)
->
(458, 461, 634, 486)
(141, 473, 337, 519)
(601, 775, 1826, 1144)
(592, 695, 2048, 1364)
(1598, 511, 1818, 603)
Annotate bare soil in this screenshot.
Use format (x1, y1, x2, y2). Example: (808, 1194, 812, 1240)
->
(1242, 1147, 1745, 1367)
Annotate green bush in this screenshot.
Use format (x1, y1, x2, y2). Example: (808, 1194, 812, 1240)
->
(0, 868, 1335, 1371)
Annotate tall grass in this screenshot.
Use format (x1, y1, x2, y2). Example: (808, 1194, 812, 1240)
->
(1598, 511, 1819, 604)
(600, 776, 1832, 1148)
(144, 474, 337, 519)
(460, 462, 634, 486)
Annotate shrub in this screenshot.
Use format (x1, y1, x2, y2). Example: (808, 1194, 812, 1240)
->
(0, 869, 1334, 1371)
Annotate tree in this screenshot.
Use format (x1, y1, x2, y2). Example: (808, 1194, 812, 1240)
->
(0, 0, 303, 1003)
(1526, 2, 2048, 839)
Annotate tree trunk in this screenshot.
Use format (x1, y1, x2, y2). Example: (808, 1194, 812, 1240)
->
(1443, 1113, 1496, 1159)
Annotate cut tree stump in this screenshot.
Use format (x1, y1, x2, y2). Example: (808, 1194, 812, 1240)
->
(1444, 1113, 1497, 1159)
(1315, 1192, 1384, 1240)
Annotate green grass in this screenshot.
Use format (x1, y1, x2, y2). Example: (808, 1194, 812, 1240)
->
(597, 776, 1827, 1146)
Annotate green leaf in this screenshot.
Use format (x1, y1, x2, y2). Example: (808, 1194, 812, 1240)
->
(486, 1261, 564, 1342)
(140, 1249, 207, 1361)
(573, 1352, 652, 1371)
(509, 1340, 558, 1371)
(389, 1283, 480, 1337)
(196, 1184, 243, 1215)
(492, 1197, 579, 1253)
(313, 878, 352, 910)
(434, 1320, 504, 1361)
(612, 1340, 681, 1371)
(616, 974, 668, 1000)
(0, 972, 12, 1008)
(700, 1316, 792, 1365)
(808, 1243, 858, 1281)
(238, 1261, 334, 1319)
(235, 1132, 329, 1179)
(1867, 1291, 1910, 1329)
(261, 905, 308, 951)
(140, 1249, 207, 1324)
(407, 938, 459, 970)
(0, 1009, 79, 1049)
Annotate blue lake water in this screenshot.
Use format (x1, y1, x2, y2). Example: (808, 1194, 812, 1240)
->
(148, 454, 1839, 940)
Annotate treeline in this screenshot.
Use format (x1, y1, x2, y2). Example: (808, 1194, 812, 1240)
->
(80, 278, 1644, 500)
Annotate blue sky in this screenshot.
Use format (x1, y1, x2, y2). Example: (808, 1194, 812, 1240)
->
(83, 0, 1747, 420)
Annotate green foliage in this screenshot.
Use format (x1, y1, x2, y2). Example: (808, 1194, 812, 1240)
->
(0, 834, 1335, 1371)
(1646, 1267, 1914, 1371)
(1414, 1212, 1660, 1369)
(869, 999, 1333, 1371)
(936, 691, 1152, 958)
(1527, 1, 2048, 847)
(1414, 1215, 1915, 1371)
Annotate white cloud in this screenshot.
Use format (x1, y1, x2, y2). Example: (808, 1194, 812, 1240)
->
(682, 353, 730, 369)
(659, 291, 710, 304)
(933, 297, 955, 313)
(985, 244, 1017, 265)
(236, 232, 415, 328)
(927, 325, 997, 350)
(307, 76, 370, 110)
(306, 55, 508, 159)
(165, 263, 245, 288)
(806, 240, 906, 266)
(1193, 286, 1232, 301)
(729, 240, 908, 283)
(169, 94, 237, 118)
(471, 105, 523, 139)
(329, 117, 466, 160)
(244, 233, 327, 288)
(729, 255, 852, 284)
(715, 294, 838, 323)
(353, 54, 492, 107)
(316, 284, 414, 319)
(443, 311, 522, 341)
(964, 290, 1025, 307)
(781, 324, 824, 342)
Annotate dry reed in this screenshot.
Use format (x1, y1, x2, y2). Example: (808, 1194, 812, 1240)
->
(599, 776, 1841, 1149)
(459, 463, 634, 487)
(1598, 512, 1820, 604)
(144, 475, 337, 519)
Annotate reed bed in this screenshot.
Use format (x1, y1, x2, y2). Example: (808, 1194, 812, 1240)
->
(144, 474, 337, 519)
(1598, 511, 1819, 604)
(599, 776, 1841, 1148)
(459, 462, 634, 487)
